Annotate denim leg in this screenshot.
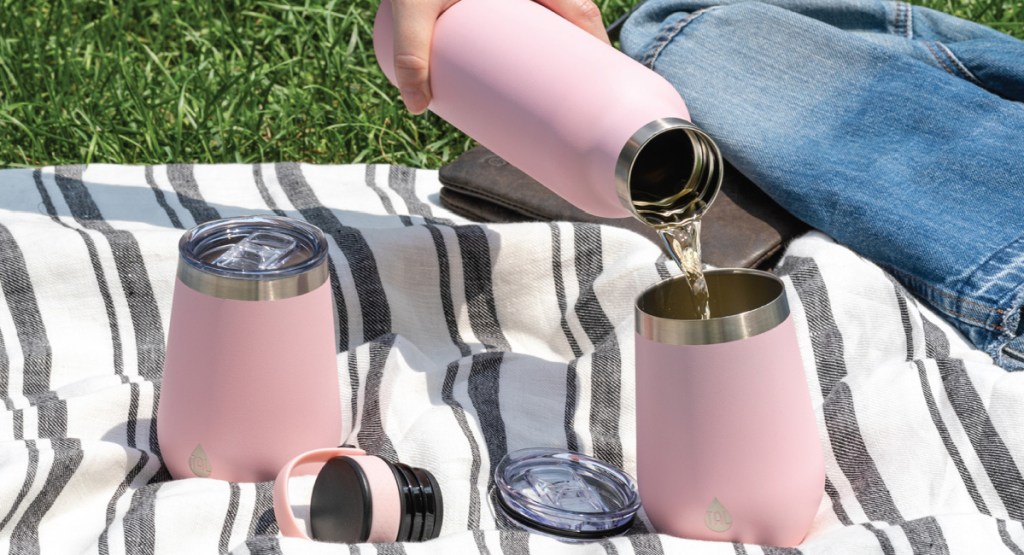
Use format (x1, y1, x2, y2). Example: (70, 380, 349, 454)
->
(621, 0, 1024, 369)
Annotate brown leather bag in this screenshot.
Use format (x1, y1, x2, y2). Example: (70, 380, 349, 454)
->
(438, 145, 810, 269)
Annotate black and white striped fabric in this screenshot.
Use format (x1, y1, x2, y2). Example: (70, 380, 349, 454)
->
(0, 164, 1022, 554)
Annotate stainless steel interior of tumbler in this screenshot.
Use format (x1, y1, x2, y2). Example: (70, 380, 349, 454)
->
(636, 268, 790, 345)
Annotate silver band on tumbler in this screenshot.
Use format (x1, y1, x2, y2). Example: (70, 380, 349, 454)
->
(176, 215, 330, 302)
(178, 263, 329, 302)
(636, 268, 790, 346)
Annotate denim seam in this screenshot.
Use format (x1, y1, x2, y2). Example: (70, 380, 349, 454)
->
(893, 2, 912, 39)
(882, 265, 1005, 331)
(924, 41, 986, 90)
(640, 8, 714, 69)
(966, 231, 1024, 338)
(904, 2, 914, 38)
(885, 228, 1024, 354)
(891, 2, 903, 37)
(934, 41, 985, 88)
(925, 41, 959, 78)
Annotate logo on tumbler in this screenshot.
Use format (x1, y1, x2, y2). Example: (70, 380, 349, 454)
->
(189, 444, 212, 477)
(704, 497, 733, 533)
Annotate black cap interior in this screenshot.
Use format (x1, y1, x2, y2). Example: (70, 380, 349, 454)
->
(310, 456, 373, 543)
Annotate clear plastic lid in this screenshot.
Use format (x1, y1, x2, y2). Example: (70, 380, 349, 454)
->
(177, 215, 330, 300)
(494, 448, 640, 540)
(180, 215, 328, 279)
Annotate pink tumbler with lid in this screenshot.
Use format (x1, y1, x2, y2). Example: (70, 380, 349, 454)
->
(158, 215, 341, 482)
(373, 0, 722, 226)
(635, 269, 824, 546)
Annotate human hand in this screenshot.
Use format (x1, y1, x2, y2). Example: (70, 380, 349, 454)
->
(390, 0, 611, 114)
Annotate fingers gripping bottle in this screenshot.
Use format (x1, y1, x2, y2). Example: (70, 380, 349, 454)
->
(373, 0, 722, 226)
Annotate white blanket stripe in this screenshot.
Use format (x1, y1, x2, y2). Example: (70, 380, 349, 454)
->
(0, 163, 1022, 554)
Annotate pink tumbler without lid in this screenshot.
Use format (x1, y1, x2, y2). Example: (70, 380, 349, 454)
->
(158, 216, 341, 482)
(373, 0, 722, 226)
(635, 269, 824, 546)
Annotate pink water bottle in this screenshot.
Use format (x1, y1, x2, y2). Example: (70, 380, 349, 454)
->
(158, 215, 341, 482)
(373, 0, 722, 225)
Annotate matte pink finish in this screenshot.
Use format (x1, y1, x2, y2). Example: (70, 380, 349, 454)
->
(356, 455, 403, 542)
(373, 0, 691, 218)
(274, 448, 367, 540)
(635, 316, 824, 546)
(158, 278, 341, 482)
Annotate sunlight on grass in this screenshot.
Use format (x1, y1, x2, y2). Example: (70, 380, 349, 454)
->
(0, 0, 1019, 168)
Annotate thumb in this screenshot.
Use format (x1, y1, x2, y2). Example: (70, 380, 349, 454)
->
(390, 0, 451, 114)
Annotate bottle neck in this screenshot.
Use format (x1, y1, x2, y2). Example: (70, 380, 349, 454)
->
(615, 118, 723, 228)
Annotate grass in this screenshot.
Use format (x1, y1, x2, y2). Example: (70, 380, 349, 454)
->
(0, 0, 1021, 169)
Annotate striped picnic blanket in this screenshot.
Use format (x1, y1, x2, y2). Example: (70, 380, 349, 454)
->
(0, 164, 1022, 554)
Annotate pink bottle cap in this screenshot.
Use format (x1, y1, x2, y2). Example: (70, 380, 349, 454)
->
(274, 448, 444, 543)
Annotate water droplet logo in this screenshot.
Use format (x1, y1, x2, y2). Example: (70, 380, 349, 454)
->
(704, 497, 733, 533)
(189, 444, 212, 477)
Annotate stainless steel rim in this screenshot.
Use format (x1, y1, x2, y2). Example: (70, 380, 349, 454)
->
(178, 262, 329, 301)
(177, 215, 330, 301)
(636, 268, 790, 345)
(615, 117, 723, 226)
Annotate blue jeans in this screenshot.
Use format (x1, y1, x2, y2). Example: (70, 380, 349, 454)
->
(621, 0, 1024, 370)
